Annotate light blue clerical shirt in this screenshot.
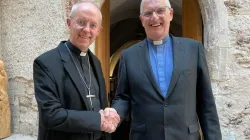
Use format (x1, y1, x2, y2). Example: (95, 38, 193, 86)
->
(147, 35, 173, 98)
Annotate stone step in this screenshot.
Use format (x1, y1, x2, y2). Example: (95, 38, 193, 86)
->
(1, 134, 36, 140)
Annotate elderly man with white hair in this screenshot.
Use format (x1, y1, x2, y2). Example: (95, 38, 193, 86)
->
(105, 0, 222, 139)
(33, 1, 120, 140)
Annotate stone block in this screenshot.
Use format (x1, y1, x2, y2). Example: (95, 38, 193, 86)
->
(228, 15, 250, 68)
(2, 134, 36, 140)
(224, 0, 250, 15)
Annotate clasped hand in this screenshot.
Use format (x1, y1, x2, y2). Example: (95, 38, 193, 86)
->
(99, 108, 120, 133)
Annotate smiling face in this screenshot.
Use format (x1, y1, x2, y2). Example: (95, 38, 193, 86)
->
(139, 0, 173, 41)
(67, 2, 102, 52)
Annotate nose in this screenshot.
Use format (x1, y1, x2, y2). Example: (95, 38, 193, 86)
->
(151, 12, 159, 20)
(81, 24, 90, 32)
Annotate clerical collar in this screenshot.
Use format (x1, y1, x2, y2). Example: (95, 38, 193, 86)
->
(146, 35, 169, 46)
(66, 40, 88, 56)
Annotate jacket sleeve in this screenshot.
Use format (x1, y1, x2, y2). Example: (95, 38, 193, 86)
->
(33, 58, 101, 133)
(196, 43, 222, 139)
(111, 53, 130, 121)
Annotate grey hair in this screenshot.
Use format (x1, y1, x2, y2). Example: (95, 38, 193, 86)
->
(69, 1, 102, 25)
(140, 0, 172, 14)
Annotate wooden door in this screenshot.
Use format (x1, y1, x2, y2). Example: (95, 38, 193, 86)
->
(182, 0, 203, 41)
(95, 0, 110, 104)
(182, 0, 203, 138)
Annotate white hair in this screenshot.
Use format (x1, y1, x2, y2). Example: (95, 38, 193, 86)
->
(140, 0, 172, 14)
(69, 1, 102, 24)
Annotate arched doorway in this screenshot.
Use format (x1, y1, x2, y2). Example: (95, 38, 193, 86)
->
(109, 0, 203, 139)
(109, 40, 140, 140)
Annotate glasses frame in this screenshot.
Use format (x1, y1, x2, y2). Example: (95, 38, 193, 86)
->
(71, 18, 100, 31)
(140, 6, 172, 18)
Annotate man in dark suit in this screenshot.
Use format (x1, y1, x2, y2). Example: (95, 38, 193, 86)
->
(105, 0, 222, 139)
(33, 1, 119, 140)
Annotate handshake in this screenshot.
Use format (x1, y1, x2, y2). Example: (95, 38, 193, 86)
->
(99, 108, 120, 133)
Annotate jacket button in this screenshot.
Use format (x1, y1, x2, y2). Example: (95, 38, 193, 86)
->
(164, 104, 168, 107)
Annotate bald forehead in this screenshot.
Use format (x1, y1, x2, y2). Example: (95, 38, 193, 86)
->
(77, 2, 99, 11)
(75, 2, 100, 16)
(70, 1, 102, 24)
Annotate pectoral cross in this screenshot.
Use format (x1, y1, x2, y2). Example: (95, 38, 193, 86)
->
(86, 89, 95, 109)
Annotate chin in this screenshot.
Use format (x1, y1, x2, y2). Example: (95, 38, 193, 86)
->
(76, 43, 89, 50)
(148, 35, 165, 40)
(148, 32, 164, 37)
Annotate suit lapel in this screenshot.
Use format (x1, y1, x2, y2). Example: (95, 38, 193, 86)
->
(137, 39, 163, 97)
(58, 42, 92, 110)
(166, 36, 184, 98)
(89, 51, 107, 109)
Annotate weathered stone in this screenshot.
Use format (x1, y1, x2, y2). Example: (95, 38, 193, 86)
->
(7, 79, 38, 136)
(1, 0, 67, 80)
(19, 121, 38, 136)
(224, 0, 242, 15)
(224, 0, 250, 15)
(228, 15, 250, 69)
(244, 128, 250, 139)
(3, 134, 36, 140)
(0, 60, 11, 138)
(11, 116, 20, 134)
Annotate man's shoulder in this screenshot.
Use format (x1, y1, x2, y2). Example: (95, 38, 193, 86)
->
(172, 36, 203, 51)
(173, 36, 201, 45)
(34, 42, 64, 68)
(122, 40, 144, 54)
(35, 47, 59, 62)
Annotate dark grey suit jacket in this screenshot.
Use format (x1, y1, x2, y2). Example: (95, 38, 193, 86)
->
(112, 35, 222, 140)
(33, 41, 110, 140)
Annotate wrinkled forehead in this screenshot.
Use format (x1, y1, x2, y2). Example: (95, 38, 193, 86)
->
(142, 0, 166, 10)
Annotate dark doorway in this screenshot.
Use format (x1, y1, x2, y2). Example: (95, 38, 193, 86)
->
(109, 18, 145, 140)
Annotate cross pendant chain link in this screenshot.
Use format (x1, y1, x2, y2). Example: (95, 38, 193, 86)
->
(65, 43, 95, 109)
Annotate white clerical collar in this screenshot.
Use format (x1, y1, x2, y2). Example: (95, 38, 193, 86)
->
(153, 40, 163, 45)
(147, 35, 169, 46)
(80, 52, 87, 56)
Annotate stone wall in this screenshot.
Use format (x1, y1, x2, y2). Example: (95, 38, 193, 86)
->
(199, 0, 250, 139)
(0, 1, 2, 59)
(224, 0, 250, 139)
(1, 0, 67, 136)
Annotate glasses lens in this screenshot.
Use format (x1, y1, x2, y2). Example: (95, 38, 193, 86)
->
(156, 7, 166, 15)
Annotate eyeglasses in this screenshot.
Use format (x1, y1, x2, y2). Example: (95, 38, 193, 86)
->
(72, 18, 99, 30)
(141, 6, 171, 17)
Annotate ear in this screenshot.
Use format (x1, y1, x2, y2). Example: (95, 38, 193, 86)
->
(66, 18, 71, 28)
(139, 15, 145, 27)
(97, 26, 103, 34)
(139, 15, 143, 22)
(169, 8, 174, 21)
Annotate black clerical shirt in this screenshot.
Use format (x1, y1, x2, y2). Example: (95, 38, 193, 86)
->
(66, 41, 102, 140)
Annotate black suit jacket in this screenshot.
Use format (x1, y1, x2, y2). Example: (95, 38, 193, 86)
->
(33, 41, 110, 140)
(112, 35, 222, 140)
